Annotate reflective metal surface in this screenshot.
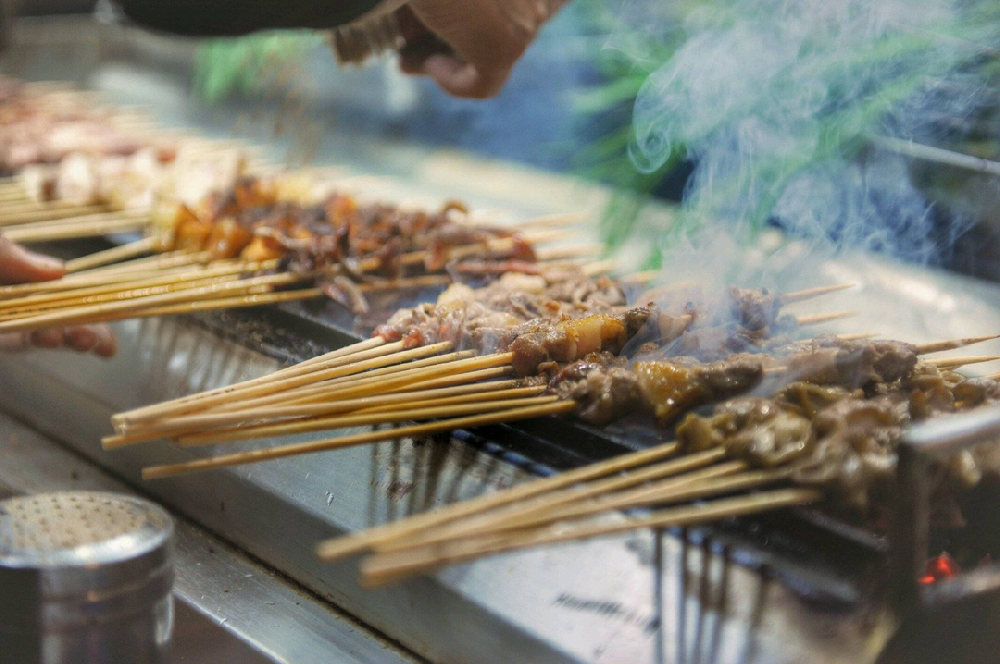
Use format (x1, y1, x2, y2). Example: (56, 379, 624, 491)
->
(0, 411, 420, 664)
(0, 492, 174, 664)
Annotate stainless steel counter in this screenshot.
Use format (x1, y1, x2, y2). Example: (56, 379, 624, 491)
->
(1, 314, 895, 664)
(0, 409, 419, 664)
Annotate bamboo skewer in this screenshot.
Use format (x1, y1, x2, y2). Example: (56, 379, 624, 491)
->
(108, 375, 526, 444)
(118, 347, 476, 429)
(534, 243, 605, 261)
(115, 341, 440, 426)
(114, 337, 391, 424)
(0, 271, 306, 333)
(836, 332, 879, 341)
(115, 288, 325, 321)
(203, 352, 513, 415)
(0, 203, 109, 226)
(64, 236, 162, 272)
(141, 401, 577, 479)
(0, 273, 254, 320)
(0, 198, 107, 216)
(104, 381, 531, 448)
(925, 355, 1000, 370)
(359, 489, 821, 587)
(316, 439, 681, 561)
(778, 283, 855, 305)
(71, 250, 209, 278)
(385, 366, 513, 392)
(914, 335, 1000, 355)
(176, 395, 562, 447)
(376, 463, 778, 556)
(0, 261, 266, 313)
(581, 258, 619, 277)
(5, 212, 152, 243)
(795, 310, 858, 326)
(375, 453, 740, 554)
(0, 253, 210, 300)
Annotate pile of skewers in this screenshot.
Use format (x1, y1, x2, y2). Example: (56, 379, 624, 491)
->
(0, 79, 614, 332)
(0, 78, 262, 245)
(0, 174, 605, 333)
(106, 270, 1000, 584)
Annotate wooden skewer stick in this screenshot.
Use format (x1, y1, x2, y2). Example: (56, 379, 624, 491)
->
(115, 341, 439, 427)
(581, 258, 619, 276)
(71, 250, 210, 279)
(621, 270, 659, 285)
(316, 439, 681, 562)
(535, 244, 605, 261)
(0, 273, 253, 320)
(778, 283, 855, 305)
(986, 371, 1000, 381)
(0, 261, 261, 313)
(0, 188, 28, 202)
(0, 271, 304, 334)
(377, 463, 774, 555)
(3, 207, 149, 231)
(359, 489, 821, 587)
(0, 203, 109, 226)
(0, 198, 107, 215)
(180, 350, 482, 417)
(925, 355, 1000, 370)
(376, 454, 740, 554)
(36, 281, 284, 328)
(64, 236, 163, 273)
(156, 380, 531, 434)
(0, 253, 211, 300)
(142, 401, 577, 479)
(914, 335, 1000, 355)
(509, 211, 590, 230)
(205, 351, 512, 415)
(176, 394, 561, 447)
(122, 288, 324, 321)
(795, 310, 858, 326)
(104, 381, 530, 448)
(406, 366, 511, 391)
(6, 212, 152, 243)
(115, 337, 390, 424)
(836, 332, 879, 341)
(358, 275, 451, 292)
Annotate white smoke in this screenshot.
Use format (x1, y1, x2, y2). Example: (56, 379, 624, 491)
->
(623, 0, 998, 275)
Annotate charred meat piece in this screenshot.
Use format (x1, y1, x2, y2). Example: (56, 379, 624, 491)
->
(636, 355, 765, 424)
(665, 322, 768, 362)
(677, 396, 814, 465)
(506, 310, 649, 376)
(727, 286, 781, 331)
(548, 352, 647, 425)
(783, 339, 918, 388)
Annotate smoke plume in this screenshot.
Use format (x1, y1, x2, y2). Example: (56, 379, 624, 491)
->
(623, 0, 1000, 276)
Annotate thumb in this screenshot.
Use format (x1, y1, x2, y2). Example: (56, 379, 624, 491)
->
(423, 54, 512, 99)
(0, 236, 64, 284)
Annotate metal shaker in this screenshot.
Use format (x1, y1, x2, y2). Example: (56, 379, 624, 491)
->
(0, 491, 175, 664)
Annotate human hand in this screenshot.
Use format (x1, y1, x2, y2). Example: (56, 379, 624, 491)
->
(399, 0, 569, 99)
(0, 237, 117, 357)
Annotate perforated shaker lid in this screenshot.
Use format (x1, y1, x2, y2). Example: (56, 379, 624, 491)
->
(0, 491, 174, 600)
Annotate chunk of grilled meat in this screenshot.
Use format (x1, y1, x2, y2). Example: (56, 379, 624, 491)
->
(677, 370, 1000, 515)
(549, 352, 647, 425)
(635, 355, 765, 424)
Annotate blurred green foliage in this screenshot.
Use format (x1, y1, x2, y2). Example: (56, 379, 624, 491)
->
(193, 32, 322, 102)
(572, 0, 1000, 263)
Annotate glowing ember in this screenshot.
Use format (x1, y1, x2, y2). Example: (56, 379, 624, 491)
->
(919, 553, 959, 585)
